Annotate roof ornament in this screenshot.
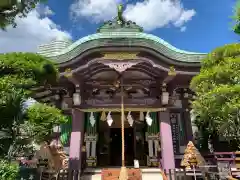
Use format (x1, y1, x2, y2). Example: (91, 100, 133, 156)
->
(117, 3, 124, 25)
(97, 1, 143, 32)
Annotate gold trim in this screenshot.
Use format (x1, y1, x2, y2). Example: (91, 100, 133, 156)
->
(102, 52, 138, 60)
(168, 66, 176, 76)
(77, 107, 166, 112)
(64, 68, 72, 78)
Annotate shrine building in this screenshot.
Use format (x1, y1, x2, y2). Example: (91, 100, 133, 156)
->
(36, 5, 206, 171)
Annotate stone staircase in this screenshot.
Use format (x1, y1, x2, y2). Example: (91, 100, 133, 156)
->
(81, 168, 163, 180)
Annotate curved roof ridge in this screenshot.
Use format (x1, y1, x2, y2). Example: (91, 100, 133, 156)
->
(38, 31, 207, 63)
(55, 32, 206, 57)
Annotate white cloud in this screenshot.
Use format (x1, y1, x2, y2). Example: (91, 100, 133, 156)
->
(180, 26, 186, 32)
(37, 5, 55, 16)
(0, 7, 71, 53)
(70, 0, 117, 22)
(70, 0, 196, 31)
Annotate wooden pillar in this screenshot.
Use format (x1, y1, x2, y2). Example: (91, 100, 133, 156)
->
(159, 111, 175, 170)
(182, 92, 193, 142)
(69, 108, 85, 170)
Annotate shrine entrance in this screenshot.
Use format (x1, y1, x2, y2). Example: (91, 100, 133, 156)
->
(96, 112, 148, 167)
(110, 128, 134, 166)
(84, 111, 161, 168)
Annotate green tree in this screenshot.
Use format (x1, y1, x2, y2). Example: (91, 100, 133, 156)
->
(233, 0, 240, 34)
(0, 0, 47, 30)
(0, 52, 67, 159)
(190, 44, 240, 150)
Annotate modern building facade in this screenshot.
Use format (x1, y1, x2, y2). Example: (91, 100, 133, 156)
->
(37, 6, 206, 171)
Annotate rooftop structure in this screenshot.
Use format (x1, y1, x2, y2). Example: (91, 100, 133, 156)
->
(36, 4, 206, 176)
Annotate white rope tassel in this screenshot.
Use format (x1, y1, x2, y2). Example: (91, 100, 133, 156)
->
(145, 111, 153, 126)
(107, 111, 113, 126)
(127, 111, 134, 127)
(89, 112, 96, 127)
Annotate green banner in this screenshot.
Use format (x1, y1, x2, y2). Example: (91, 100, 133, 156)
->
(60, 116, 72, 145)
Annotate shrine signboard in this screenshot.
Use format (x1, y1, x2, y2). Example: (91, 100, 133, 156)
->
(170, 113, 180, 154)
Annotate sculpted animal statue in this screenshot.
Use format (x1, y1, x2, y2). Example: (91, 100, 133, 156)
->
(34, 141, 69, 171)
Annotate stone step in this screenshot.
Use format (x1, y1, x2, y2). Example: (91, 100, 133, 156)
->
(81, 174, 101, 180)
(81, 168, 163, 180)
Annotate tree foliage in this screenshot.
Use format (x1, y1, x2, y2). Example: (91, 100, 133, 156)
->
(190, 43, 240, 150)
(0, 52, 67, 158)
(233, 0, 240, 34)
(0, 160, 19, 180)
(0, 0, 47, 30)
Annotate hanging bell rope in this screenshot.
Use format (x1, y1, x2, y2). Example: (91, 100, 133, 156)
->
(119, 77, 128, 180)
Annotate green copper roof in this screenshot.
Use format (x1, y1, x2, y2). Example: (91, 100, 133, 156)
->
(39, 32, 206, 63)
(38, 4, 206, 63)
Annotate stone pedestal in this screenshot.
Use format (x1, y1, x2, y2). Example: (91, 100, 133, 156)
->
(69, 109, 84, 170)
(159, 111, 175, 170)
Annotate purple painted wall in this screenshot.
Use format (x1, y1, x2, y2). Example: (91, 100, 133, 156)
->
(69, 109, 84, 170)
(159, 111, 175, 170)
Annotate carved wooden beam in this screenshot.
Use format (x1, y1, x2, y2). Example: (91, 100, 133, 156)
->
(84, 79, 156, 88)
(63, 68, 80, 85)
(102, 52, 139, 60)
(102, 61, 139, 72)
(162, 66, 176, 84)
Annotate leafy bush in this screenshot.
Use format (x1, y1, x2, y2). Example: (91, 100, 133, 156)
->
(0, 52, 67, 158)
(190, 43, 240, 150)
(0, 160, 19, 180)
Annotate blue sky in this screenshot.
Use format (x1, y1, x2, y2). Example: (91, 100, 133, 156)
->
(0, 0, 238, 53)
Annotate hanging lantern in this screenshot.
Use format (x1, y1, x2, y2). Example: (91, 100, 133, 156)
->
(161, 91, 169, 105)
(73, 93, 81, 105)
(127, 111, 134, 127)
(107, 111, 113, 126)
(145, 111, 153, 126)
(89, 112, 96, 127)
